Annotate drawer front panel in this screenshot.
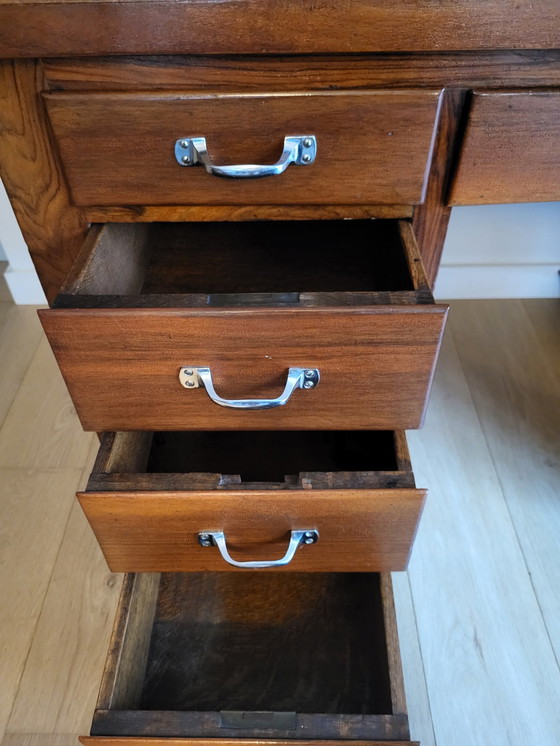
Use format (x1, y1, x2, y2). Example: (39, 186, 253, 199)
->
(78, 488, 425, 572)
(449, 91, 560, 204)
(39, 306, 447, 431)
(45, 90, 441, 206)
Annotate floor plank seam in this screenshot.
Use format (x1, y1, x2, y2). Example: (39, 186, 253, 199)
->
(471, 423, 560, 674)
(450, 310, 560, 675)
(399, 570, 439, 746)
(3, 484, 79, 736)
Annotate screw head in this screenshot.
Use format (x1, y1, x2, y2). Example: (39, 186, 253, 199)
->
(303, 531, 317, 544)
(303, 138, 313, 148)
(181, 155, 191, 164)
(302, 153, 312, 163)
(199, 533, 212, 547)
(304, 380, 315, 389)
(184, 368, 194, 376)
(179, 140, 189, 149)
(304, 370, 315, 378)
(186, 380, 196, 388)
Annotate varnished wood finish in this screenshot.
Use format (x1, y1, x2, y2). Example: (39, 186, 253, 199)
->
(1, 0, 559, 58)
(449, 91, 560, 205)
(84, 572, 412, 740)
(81, 430, 424, 573)
(45, 90, 441, 207)
(0, 60, 87, 303)
(42, 52, 560, 93)
(39, 221, 447, 431)
(84, 205, 413, 223)
(79, 487, 425, 572)
(413, 89, 469, 286)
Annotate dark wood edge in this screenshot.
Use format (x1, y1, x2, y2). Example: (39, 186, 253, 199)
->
(397, 221, 433, 299)
(96, 573, 160, 711)
(53, 290, 436, 309)
(393, 432, 413, 477)
(90, 710, 411, 740)
(380, 574, 408, 718)
(412, 87, 470, 285)
(84, 471, 417, 492)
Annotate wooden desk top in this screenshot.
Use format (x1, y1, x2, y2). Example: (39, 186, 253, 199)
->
(1, 0, 559, 58)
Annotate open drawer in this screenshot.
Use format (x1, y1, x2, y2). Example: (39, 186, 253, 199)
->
(39, 219, 447, 431)
(81, 571, 417, 744)
(79, 430, 425, 573)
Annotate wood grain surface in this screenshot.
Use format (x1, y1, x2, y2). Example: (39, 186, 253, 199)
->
(412, 89, 469, 286)
(40, 219, 446, 431)
(40, 305, 446, 431)
(449, 91, 560, 205)
(0, 60, 87, 302)
(84, 573, 413, 741)
(1, 0, 559, 57)
(83, 205, 413, 223)
(44, 90, 441, 207)
(42, 51, 560, 93)
(78, 487, 425, 572)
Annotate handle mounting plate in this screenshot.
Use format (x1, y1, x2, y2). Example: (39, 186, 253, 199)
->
(174, 135, 317, 178)
(179, 366, 319, 410)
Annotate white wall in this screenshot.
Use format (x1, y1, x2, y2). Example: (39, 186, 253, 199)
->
(0, 176, 559, 303)
(435, 203, 560, 299)
(0, 178, 47, 304)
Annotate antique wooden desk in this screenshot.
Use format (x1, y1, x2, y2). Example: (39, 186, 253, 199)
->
(1, 3, 559, 745)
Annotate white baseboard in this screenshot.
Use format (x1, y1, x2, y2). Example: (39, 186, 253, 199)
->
(4, 268, 47, 305)
(434, 264, 560, 300)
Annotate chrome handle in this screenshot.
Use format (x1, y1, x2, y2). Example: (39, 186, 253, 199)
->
(174, 135, 317, 178)
(179, 366, 319, 410)
(198, 530, 319, 569)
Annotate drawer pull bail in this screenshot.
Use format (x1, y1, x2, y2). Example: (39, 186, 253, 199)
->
(174, 135, 317, 178)
(179, 366, 320, 409)
(198, 529, 319, 569)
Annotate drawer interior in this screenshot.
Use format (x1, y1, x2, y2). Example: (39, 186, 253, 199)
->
(89, 430, 415, 491)
(91, 572, 410, 740)
(55, 219, 433, 308)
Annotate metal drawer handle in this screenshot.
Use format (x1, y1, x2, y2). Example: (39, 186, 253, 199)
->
(198, 530, 319, 569)
(174, 135, 317, 178)
(179, 366, 319, 409)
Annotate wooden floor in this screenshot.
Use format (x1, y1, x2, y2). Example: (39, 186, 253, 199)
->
(0, 296, 559, 746)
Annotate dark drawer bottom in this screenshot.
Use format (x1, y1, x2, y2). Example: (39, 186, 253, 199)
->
(88, 572, 413, 742)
